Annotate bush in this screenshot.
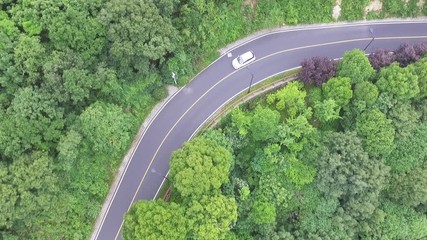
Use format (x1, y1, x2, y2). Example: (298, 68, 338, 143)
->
(394, 43, 420, 67)
(152, 86, 168, 101)
(369, 49, 394, 70)
(414, 42, 427, 57)
(299, 56, 337, 86)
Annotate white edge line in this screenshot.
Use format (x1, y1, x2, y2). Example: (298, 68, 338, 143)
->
(152, 170, 170, 200)
(92, 20, 427, 239)
(223, 19, 427, 55)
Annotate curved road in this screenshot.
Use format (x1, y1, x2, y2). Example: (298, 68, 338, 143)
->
(92, 20, 427, 240)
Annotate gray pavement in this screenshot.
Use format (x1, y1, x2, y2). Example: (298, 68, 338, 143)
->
(91, 20, 427, 240)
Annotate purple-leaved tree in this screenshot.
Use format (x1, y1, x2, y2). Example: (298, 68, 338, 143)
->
(299, 56, 337, 86)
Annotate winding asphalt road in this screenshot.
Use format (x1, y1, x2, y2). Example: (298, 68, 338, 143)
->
(91, 20, 427, 240)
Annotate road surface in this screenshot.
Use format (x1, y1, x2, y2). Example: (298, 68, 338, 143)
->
(91, 20, 427, 240)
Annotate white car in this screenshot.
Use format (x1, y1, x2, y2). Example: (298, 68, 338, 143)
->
(232, 51, 256, 69)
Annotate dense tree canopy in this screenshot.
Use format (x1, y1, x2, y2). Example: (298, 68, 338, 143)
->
(376, 62, 419, 101)
(123, 200, 188, 240)
(356, 109, 395, 157)
(99, 0, 178, 77)
(337, 49, 374, 84)
(170, 137, 233, 198)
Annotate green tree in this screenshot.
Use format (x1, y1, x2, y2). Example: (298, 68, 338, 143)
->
(387, 102, 420, 139)
(0, 152, 58, 232)
(186, 194, 237, 240)
(273, 115, 316, 153)
(366, 200, 427, 239)
(337, 49, 374, 84)
(316, 132, 389, 220)
(251, 197, 276, 225)
(0, 87, 64, 158)
(98, 0, 178, 77)
(313, 99, 340, 123)
(250, 106, 280, 142)
(376, 62, 419, 101)
(123, 200, 188, 240)
(322, 76, 353, 108)
(356, 109, 395, 157)
(284, 154, 316, 187)
(77, 101, 135, 156)
(354, 81, 379, 106)
(230, 107, 251, 136)
(170, 137, 233, 198)
(386, 121, 427, 172)
(267, 81, 309, 118)
(13, 35, 45, 85)
(387, 163, 427, 207)
(410, 58, 427, 99)
(46, 0, 106, 64)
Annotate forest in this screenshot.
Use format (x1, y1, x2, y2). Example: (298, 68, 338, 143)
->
(124, 46, 427, 239)
(1, 0, 427, 239)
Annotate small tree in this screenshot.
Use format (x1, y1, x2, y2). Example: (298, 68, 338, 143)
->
(368, 49, 394, 70)
(337, 49, 374, 84)
(414, 42, 427, 57)
(394, 43, 419, 67)
(299, 56, 337, 86)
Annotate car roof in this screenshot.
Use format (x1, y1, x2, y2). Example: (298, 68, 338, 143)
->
(240, 51, 254, 61)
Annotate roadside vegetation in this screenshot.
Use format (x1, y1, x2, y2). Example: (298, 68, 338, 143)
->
(1, 0, 427, 239)
(125, 44, 427, 239)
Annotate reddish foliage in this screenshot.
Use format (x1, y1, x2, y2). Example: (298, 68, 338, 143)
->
(395, 43, 419, 67)
(368, 49, 394, 70)
(414, 42, 427, 57)
(299, 56, 337, 86)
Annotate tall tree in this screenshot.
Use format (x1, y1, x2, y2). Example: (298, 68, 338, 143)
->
(322, 76, 353, 108)
(186, 194, 237, 239)
(267, 81, 309, 119)
(376, 62, 419, 101)
(77, 101, 134, 156)
(170, 137, 233, 198)
(0, 152, 59, 233)
(337, 49, 374, 84)
(249, 106, 280, 142)
(356, 109, 395, 157)
(316, 132, 389, 220)
(98, 0, 178, 77)
(123, 200, 188, 240)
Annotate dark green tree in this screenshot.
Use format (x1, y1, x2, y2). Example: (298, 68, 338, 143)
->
(356, 109, 395, 157)
(316, 132, 389, 220)
(98, 0, 178, 77)
(249, 106, 280, 142)
(387, 163, 427, 207)
(77, 101, 135, 156)
(0, 152, 59, 233)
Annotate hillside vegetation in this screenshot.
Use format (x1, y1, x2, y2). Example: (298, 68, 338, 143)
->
(1, 0, 426, 239)
(125, 45, 427, 239)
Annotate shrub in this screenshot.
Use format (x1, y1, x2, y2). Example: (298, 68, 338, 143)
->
(414, 42, 427, 57)
(299, 56, 337, 86)
(395, 43, 420, 67)
(152, 86, 168, 101)
(368, 49, 394, 70)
